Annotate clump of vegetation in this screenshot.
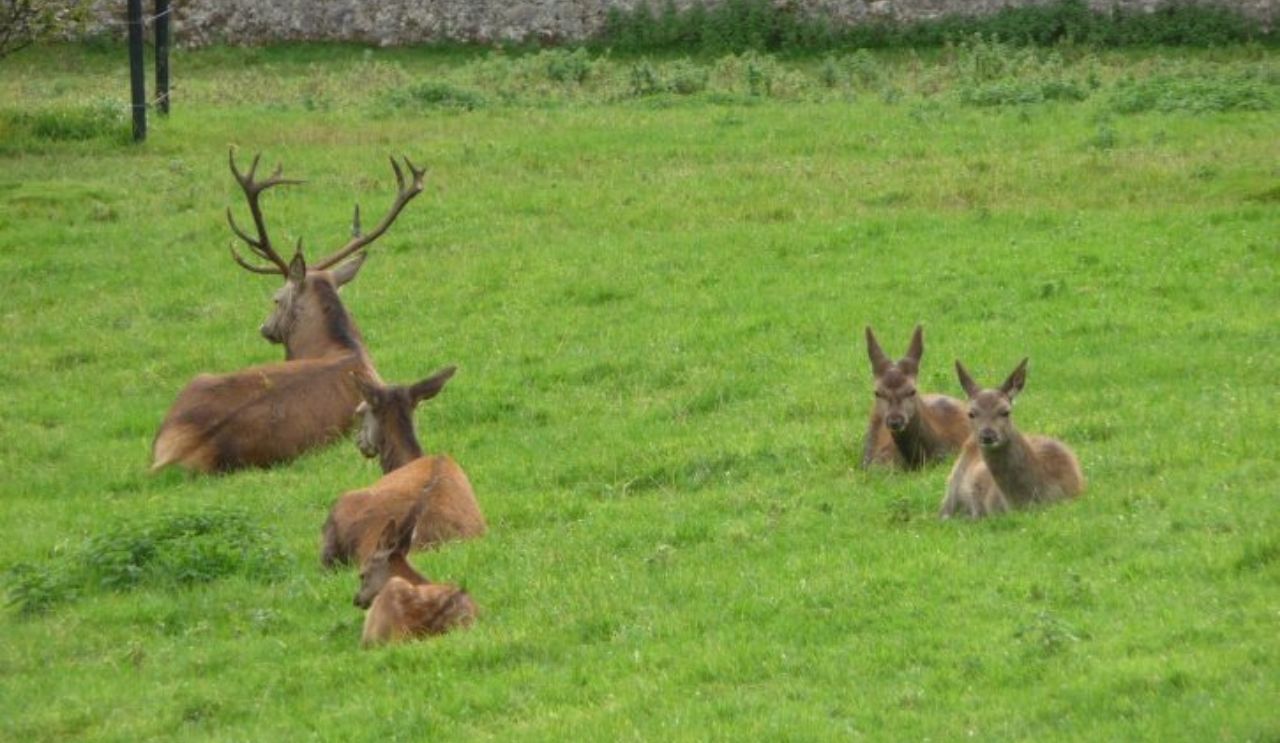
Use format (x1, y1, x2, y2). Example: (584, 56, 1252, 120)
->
(385, 80, 487, 111)
(5, 507, 287, 615)
(952, 35, 1091, 107)
(596, 0, 1268, 53)
(0, 98, 128, 148)
(1108, 65, 1277, 113)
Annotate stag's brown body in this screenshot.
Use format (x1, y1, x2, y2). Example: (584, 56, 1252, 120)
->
(151, 152, 426, 474)
(941, 359, 1085, 519)
(321, 366, 486, 567)
(861, 326, 969, 469)
(354, 500, 477, 648)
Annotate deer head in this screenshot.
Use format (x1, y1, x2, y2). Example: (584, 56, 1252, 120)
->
(956, 358, 1028, 449)
(354, 497, 429, 609)
(225, 150, 427, 350)
(353, 366, 457, 471)
(866, 325, 926, 433)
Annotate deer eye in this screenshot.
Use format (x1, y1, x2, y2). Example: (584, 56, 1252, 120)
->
(874, 392, 887, 400)
(968, 410, 977, 419)
(999, 410, 1010, 418)
(903, 390, 916, 397)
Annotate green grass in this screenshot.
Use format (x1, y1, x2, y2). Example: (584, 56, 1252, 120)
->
(0, 43, 1277, 740)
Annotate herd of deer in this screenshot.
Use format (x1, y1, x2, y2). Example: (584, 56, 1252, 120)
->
(148, 152, 1084, 648)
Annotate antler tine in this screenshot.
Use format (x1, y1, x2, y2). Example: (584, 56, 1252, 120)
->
(351, 203, 362, 238)
(226, 148, 304, 276)
(313, 154, 428, 270)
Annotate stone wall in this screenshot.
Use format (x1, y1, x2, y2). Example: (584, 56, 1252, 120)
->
(92, 0, 1274, 47)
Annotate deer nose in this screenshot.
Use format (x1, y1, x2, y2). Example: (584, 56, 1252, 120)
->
(886, 414, 906, 431)
(978, 429, 999, 445)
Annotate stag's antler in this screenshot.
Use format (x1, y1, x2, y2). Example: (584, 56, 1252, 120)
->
(226, 149, 304, 275)
(312, 156, 427, 270)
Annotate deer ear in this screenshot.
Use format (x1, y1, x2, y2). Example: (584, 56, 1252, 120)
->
(331, 252, 367, 288)
(376, 518, 400, 552)
(352, 371, 382, 405)
(903, 325, 924, 367)
(955, 360, 981, 399)
(1000, 358, 1029, 400)
(287, 248, 306, 285)
(409, 366, 457, 406)
(865, 327, 891, 376)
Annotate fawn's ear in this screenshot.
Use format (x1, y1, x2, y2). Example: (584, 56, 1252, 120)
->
(903, 325, 924, 365)
(1000, 358, 1029, 400)
(409, 366, 457, 406)
(287, 246, 307, 285)
(331, 252, 367, 288)
(955, 360, 982, 399)
(352, 371, 383, 406)
(865, 327, 892, 376)
(376, 517, 400, 552)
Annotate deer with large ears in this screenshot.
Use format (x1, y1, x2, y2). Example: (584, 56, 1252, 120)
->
(321, 365, 485, 568)
(861, 325, 970, 469)
(941, 358, 1085, 519)
(151, 151, 426, 473)
(354, 496, 477, 647)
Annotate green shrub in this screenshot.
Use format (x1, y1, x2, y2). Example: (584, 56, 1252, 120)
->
(1108, 67, 1276, 113)
(5, 507, 287, 615)
(386, 80, 486, 110)
(16, 99, 127, 142)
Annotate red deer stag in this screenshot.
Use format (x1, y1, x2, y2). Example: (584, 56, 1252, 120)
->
(355, 497, 477, 647)
(150, 152, 426, 473)
(941, 358, 1085, 519)
(860, 325, 969, 469)
(321, 365, 485, 567)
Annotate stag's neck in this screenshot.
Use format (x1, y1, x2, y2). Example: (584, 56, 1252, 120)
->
(379, 412, 424, 474)
(978, 430, 1043, 505)
(891, 412, 949, 469)
(285, 282, 367, 360)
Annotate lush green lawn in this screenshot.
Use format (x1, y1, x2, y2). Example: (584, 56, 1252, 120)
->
(0, 43, 1276, 740)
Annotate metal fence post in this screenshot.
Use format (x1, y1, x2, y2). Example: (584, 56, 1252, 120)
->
(127, 0, 146, 141)
(154, 0, 171, 115)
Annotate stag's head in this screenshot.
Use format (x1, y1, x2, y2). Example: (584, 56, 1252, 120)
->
(866, 325, 925, 433)
(956, 358, 1028, 450)
(354, 498, 428, 609)
(225, 150, 426, 348)
(353, 366, 457, 462)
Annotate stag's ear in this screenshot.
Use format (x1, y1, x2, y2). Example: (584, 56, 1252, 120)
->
(409, 366, 457, 406)
(866, 327, 891, 376)
(1000, 358, 1029, 400)
(331, 252, 367, 288)
(903, 325, 924, 368)
(956, 360, 982, 399)
(392, 513, 416, 556)
(287, 248, 307, 285)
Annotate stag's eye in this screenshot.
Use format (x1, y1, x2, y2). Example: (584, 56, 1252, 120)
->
(874, 392, 887, 400)
(903, 390, 916, 397)
(999, 410, 1010, 418)
(968, 410, 977, 419)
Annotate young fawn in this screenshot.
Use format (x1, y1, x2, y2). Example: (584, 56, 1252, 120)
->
(354, 498, 477, 647)
(320, 366, 486, 567)
(941, 358, 1085, 519)
(861, 325, 969, 469)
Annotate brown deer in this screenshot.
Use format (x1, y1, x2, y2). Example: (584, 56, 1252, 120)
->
(941, 358, 1085, 519)
(150, 151, 427, 473)
(860, 325, 969, 469)
(355, 497, 477, 648)
(321, 366, 486, 568)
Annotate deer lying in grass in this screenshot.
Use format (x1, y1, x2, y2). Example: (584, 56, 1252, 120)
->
(355, 497, 477, 647)
(151, 152, 426, 473)
(860, 325, 969, 469)
(320, 366, 486, 568)
(941, 358, 1085, 519)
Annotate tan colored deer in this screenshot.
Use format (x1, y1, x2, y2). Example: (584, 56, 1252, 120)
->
(941, 358, 1085, 519)
(860, 325, 969, 469)
(320, 366, 486, 568)
(150, 151, 426, 473)
(354, 497, 477, 647)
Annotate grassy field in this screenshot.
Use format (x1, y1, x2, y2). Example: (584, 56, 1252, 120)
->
(0, 42, 1277, 740)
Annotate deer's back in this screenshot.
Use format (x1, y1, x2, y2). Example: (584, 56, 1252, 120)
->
(153, 353, 365, 473)
(321, 455, 486, 567)
(361, 576, 476, 647)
